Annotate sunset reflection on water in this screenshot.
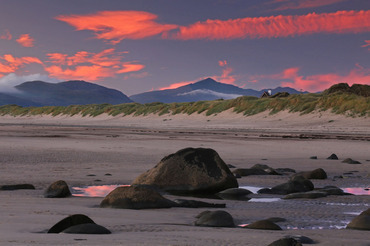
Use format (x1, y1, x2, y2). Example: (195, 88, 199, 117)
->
(343, 187, 370, 195)
(72, 184, 129, 197)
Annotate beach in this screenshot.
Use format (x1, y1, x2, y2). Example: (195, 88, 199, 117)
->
(0, 111, 369, 245)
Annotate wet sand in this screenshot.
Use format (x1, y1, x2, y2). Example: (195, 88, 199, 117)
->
(0, 112, 369, 245)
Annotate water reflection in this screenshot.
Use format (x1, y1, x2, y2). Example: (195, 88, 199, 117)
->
(72, 184, 129, 197)
(343, 187, 370, 195)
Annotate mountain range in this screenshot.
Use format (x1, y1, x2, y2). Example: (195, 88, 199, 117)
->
(130, 78, 306, 103)
(0, 78, 306, 107)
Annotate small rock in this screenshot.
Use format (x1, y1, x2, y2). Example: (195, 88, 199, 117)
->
(268, 237, 302, 246)
(217, 188, 252, 200)
(294, 168, 327, 180)
(283, 191, 327, 199)
(342, 158, 361, 164)
(327, 154, 338, 160)
(173, 199, 225, 208)
(194, 210, 235, 227)
(310, 156, 318, 159)
(244, 219, 282, 230)
(0, 184, 35, 190)
(44, 180, 71, 198)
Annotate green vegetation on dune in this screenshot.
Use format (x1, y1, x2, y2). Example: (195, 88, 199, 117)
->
(0, 92, 369, 118)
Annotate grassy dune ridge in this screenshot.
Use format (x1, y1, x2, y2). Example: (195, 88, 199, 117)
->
(0, 92, 369, 118)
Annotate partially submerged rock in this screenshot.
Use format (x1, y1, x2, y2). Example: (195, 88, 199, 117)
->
(268, 237, 302, 246)
(244, 219, 282, 230)
(217, 188, 252, 200)
(194, 210, 235, 227)
(258, 176, 314, 195)
(346, 208, 370, 230)
(283, 191, 327, 199)
(132, 148, 238, 194)
(44, 180, 71, 198)
(173, 199, 225, 208)
(294, 168, 327, 180)
(100, 186, 177, 209)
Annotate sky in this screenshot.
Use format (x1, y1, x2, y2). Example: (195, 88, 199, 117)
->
(0, 0, 369, 95)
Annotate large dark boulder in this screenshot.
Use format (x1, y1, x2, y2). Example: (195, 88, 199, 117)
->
(0, 184, 35, 190)
(294, 168, 327, 180)
(244, 219, 282, 230)
(44, 180, 71, 198)
(132, 148, 238, 194)
(62, 223, 111, 234)
(346, 208, 370, 230)
(259, 176, 314, 195)
(100, 186, 177, 209)
(194, 210, 235, 227)
(48, 214, 96, 233)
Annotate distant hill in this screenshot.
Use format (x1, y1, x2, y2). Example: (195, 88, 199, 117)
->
(0, 80, 132, 107)
(129, 78, 306, 103)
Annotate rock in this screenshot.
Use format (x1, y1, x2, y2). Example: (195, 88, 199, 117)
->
(250, 164, 280, 175)
(285, 235, 316, 244)
(194, 210, 235, 227)
(244, 219, 282, 230)
(268, 237, 302, 246)
(132, 148, 238, 194)
(0, 184, 35, 190)
(217, 188, 252, 200)
(310, 156, 318, 160)
(173, 199, 225, 208)
(227, 164, 236, 168)
(294, 168, 327, 179)
(283, 191, 327, 199)
(100, 186, 177, 209)
(44, 180, 71, 198)
(259, 177, 314, 195)
(342, 158, 361, 164)
(48, 214, 96, 233)
(346, 208, 370, 230)
(319, 186, 347, 196)
(62, 223, 111, 234)
(233, 168, 269, 177)
(275, 168, 296, 174)
(327, 154, 338, 160)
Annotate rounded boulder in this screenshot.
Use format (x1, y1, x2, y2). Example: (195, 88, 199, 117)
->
(132, 148, 238, 194)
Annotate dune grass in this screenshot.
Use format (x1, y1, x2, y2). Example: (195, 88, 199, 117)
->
(0, 92, 369, 118)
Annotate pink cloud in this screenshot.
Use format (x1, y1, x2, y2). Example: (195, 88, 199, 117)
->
(16, 34, 35, 47)
(45, 48, 144, 81)
(0, 30, 12, 40)
(172, 10, 370, 40)
(0, 54, 42, 76)
(56, 10, 178, 44)
(159, 81, 193, 90)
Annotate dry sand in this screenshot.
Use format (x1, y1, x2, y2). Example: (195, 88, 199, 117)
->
(0, 111, 369, 245)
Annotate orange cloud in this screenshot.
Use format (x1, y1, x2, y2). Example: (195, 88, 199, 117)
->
(16, 34, 35, 47)
(56, 10, 178, 44)
(45, 48, 144, 81)
(0, 30, 12, 40)
(0, 54, 42, 76)
(159, 81, 193, 90)
(218, 60, 227, 67)
(213, 60, 237, 85)
(172, 10, 370, 40)
(268, 0, 347, 11)
(271, 66, 370, 91)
